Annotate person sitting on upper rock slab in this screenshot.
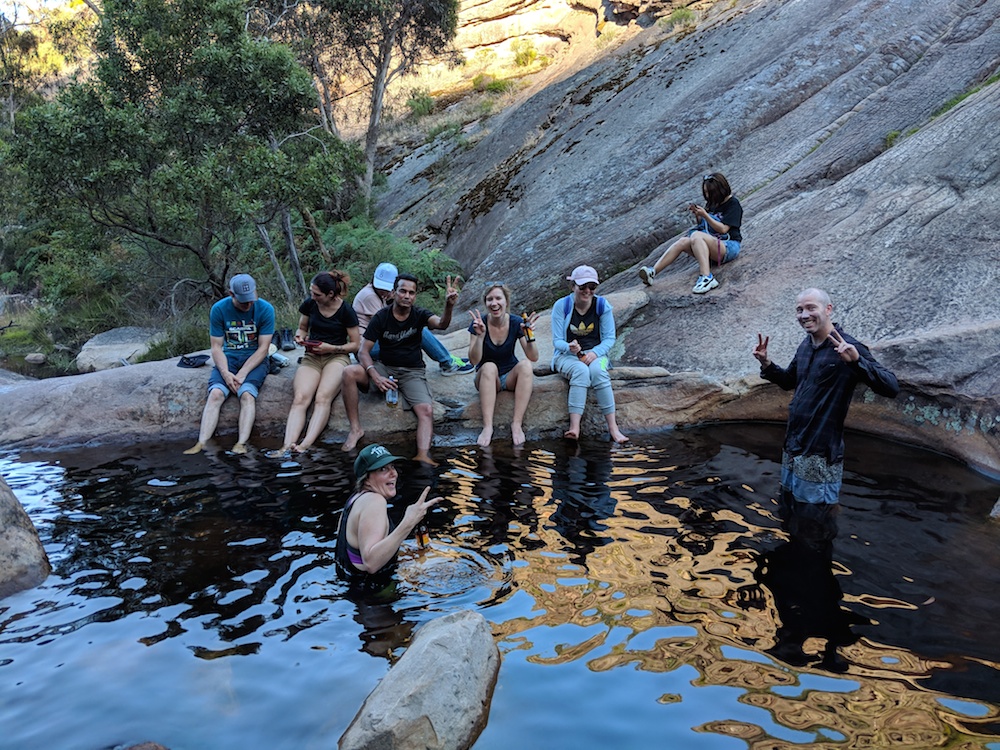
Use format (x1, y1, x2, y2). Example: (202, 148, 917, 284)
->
(753, 287, 899, 506)
(638, 172, 743, 294)
(551, 265, 628, 443)
(185, 273, 275, 455)
(340, 273, 462, 465)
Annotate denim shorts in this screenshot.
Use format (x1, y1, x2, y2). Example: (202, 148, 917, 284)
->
(720, 240, 741, 264)
(208, 360, 268, 399)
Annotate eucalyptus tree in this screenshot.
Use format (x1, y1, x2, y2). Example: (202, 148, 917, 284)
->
(12, 0, 360, 304)
(323, 0, 459, 204)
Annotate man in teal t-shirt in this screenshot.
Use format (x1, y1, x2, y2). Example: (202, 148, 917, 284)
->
(185, 274, 275, 455)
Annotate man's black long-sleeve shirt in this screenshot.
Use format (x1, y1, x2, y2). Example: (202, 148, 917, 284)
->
(761, 326, 899, 464)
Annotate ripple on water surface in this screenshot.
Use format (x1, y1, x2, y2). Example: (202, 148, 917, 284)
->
(1, 425, 999, 750)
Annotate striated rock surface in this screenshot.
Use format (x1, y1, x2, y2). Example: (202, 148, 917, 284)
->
(374, 0, 1000, 471)
(339, 610, 499, 750)
(0, 476, 51, 599)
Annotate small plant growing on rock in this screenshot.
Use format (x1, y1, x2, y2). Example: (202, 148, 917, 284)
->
(667, 7, 697, 28)
(511, 39, 537, 67)
(885, 130, 901, 148)
(406, 88, 435, 118)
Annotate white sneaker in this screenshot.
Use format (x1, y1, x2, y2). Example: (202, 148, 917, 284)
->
(692, 275, 719, 294)
(639, 266, 656, 286)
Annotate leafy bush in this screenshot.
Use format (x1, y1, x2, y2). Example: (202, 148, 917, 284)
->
(426, 121, 463, 142)
(665, 7, 696, 28)
(405, 88, 435, 118)
(486, 78, 516, 94)
(511, 39, 537, 67)
(321, 217, 462, 304)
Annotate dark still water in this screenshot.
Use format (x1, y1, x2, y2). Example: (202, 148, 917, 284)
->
(2, 425, 999, 750)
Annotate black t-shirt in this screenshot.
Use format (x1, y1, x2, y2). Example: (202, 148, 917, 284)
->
(568, 304, 601, 351)
(709, 195, 743, 243)
(364, 305, 434, 368)
(299, 298, 359, 345)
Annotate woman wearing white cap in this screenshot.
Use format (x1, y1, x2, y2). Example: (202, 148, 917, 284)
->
(335, 444, 442, 580)
(550, 266, 629, 443)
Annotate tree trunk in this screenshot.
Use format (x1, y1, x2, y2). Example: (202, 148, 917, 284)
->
(361, 27, 398, 205)
(301, 206, 331, 265)
(282, 207, 307, 297)
(258, 223, 293, 304)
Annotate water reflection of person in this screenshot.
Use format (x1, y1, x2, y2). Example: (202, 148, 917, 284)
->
(335, 444, 441, 582)
(548, 442, 616, 565)
(470, 447, 544, 551)
(752, 500, 867, 672)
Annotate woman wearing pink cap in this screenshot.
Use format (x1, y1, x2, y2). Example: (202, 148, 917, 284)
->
(550, 266, 629, 443)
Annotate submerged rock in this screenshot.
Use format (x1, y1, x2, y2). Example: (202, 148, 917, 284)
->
(0, 476, 51, 599)
(339, 610, 499, 750)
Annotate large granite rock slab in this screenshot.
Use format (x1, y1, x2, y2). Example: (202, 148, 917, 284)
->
(339, 610, 499, 750)
(372, 0, 1000, 475)
(0, 476, 50, 599)
(0, 291, 996, 473)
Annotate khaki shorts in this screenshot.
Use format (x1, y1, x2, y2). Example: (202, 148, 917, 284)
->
(371, 363, 432, 408)
(300, 351, 351, 373)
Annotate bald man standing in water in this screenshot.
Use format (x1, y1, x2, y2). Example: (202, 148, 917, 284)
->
(753, 288, 899, 507)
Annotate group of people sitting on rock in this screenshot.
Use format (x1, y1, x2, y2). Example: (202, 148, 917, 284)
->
(183, 258, 631, 463)
(184, 172, 744, 461)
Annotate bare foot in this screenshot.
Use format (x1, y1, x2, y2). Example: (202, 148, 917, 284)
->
(609, 429, 630, 444)
(292, 442, 312, 453)
(511, 424, 526, 447)
(476, 426, 493, 448)
(413, 451, 439, 467)
(342, 428, 364, 452)
(183, 442, 204, 455)
(563, 428, 579, 440)
(231, 442, 248, 454)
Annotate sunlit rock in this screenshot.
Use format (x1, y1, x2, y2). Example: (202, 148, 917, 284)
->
(339, 610, 499, 750)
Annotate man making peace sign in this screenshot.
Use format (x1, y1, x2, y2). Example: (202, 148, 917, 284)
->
(753, 288, 899, 507)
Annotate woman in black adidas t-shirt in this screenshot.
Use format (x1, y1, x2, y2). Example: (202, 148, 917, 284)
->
(277, 270, 360, 453)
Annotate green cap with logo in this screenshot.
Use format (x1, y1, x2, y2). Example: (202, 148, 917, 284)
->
(353, 444, 404, 478)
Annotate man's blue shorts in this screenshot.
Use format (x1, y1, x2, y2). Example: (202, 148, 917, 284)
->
(208, 359, 268, 399)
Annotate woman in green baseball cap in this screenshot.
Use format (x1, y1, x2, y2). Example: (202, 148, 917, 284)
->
(335, 444, 442, 579)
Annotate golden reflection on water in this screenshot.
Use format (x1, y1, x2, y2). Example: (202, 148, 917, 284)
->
(445, 443, 1000, 749)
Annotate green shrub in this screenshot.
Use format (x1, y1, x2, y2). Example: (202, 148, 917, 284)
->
(426, 121, 462, 142)
(320, 217, 462, 304)
(595, 28, 618, 49)
(486, 78, 516, 94)
(668, 7, 696, 27)
(405, 88, 434, 118)
(472, 73, 491, 92)
(885, 130, 901, 148)
(511, 39, 537, 67)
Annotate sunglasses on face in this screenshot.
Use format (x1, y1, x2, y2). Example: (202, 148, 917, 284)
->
(577, 283, 598, 291)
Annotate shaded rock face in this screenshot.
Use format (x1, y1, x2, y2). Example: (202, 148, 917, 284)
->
(339, 610, 500, 750)
(0, 476, 51, 599)
(376, 0, 1000, 471)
